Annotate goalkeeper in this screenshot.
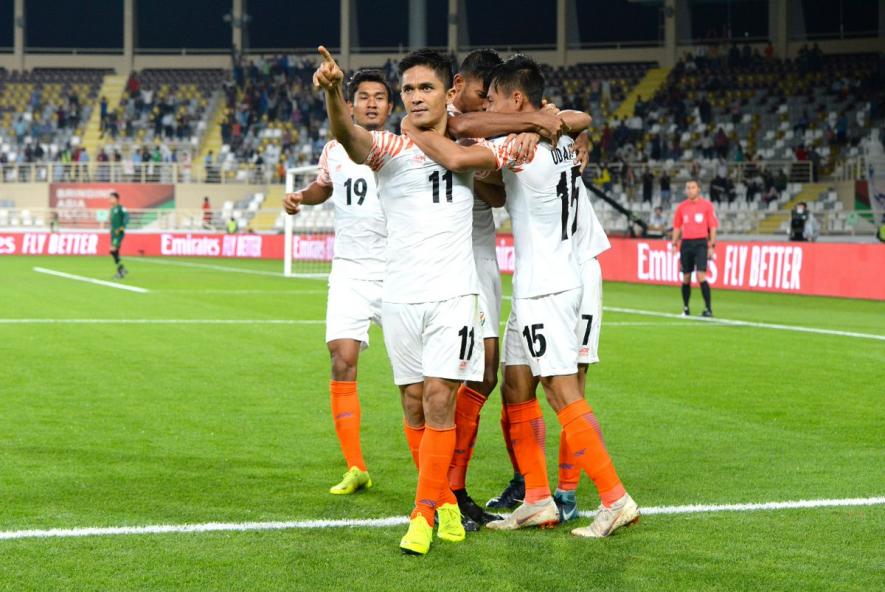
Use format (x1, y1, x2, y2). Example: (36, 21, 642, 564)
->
(282, 69, 393, 496)
(109, 191, 129, 278)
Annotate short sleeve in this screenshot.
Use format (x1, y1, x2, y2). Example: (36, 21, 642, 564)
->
(365, 131, 410, 172)
(316, 142, 333, 187)
(708, 201, 719, 229)
(672, 204, 683, 229)
(475, 137, 518, 172)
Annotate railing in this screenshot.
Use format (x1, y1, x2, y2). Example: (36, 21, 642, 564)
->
(0, 204, 865, 237)
(0, 160, 836, 188)
(833, 157, 866, 182)
(584, 160, 815, 184)
(0, 162, 287, 185)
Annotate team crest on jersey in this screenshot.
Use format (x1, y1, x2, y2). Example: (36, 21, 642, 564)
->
(335, 164, 343, 171)
(412, 154, 426, 164)
(694, 213, 705, 223)
(580, 346, 589, 356)
(459, 360, 468, 370)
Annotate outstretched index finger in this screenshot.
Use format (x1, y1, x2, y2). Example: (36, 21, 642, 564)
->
(318, 46, 336, 64)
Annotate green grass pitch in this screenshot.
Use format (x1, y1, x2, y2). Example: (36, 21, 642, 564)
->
(1, 255, 883, 591)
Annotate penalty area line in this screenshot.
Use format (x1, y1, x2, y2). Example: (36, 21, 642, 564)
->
(605, 306, 885, 342)
(0, 496, 881, 541)
(33, 267, 148, 294)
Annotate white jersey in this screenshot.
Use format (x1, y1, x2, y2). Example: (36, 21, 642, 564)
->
(495, 135, 582, 299)
(572, 184, 611, 263)
(366, 130, 494, 304)
(447, 102, 497, 261)
(317, 140, 386, 281)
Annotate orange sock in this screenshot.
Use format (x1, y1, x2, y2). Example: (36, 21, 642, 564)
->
(330, 380, 366, 471)
(448, 385, 487, 491)
(557, 430, 581, 492)
(506, 399, 550, 503)
(557, 399, 625, 507)
(411, 426, 456, 523)
(402, 420, 425, 470)
(501, 405, 520, 473)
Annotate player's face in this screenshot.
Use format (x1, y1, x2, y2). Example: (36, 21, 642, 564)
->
(484, 85, 518, 114)
(455, 75, 488, 113)
(349, 81, 392, 131)
(400, 65, 450, 128)
(685, 181, 700, 200)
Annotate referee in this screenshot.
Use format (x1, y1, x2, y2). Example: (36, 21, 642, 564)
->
(671, 179, 718, 317)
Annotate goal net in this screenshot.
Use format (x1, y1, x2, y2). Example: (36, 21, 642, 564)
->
(283, 165, 334, 278)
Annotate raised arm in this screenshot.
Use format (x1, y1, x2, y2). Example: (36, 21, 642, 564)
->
(313, 46, 373, 164)
(402, 117, 500, 173)
(447, 111, 565, 144)
(283, 181, 333, 215)
(541, 100, 592, 139)
(558, 110, 592, 137)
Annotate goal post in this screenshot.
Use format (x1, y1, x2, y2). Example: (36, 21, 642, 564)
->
(283, 165, 334, 279)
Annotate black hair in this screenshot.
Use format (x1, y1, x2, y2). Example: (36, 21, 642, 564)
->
(397, 48, 453, 89)
(486, 54, 545, 108)
(347, 69, 393, 103)
(459, 49, 502, 84)
(110, 191, 119, 199)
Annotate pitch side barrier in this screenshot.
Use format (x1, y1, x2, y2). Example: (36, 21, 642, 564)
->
(2, 231, 884, 300)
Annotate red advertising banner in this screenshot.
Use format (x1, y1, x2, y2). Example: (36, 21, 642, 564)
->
(49, 183, 174, 227)
(2, 232, 883, 300)
(596, 237, 885, 301)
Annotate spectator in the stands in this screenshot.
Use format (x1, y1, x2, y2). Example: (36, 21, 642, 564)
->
(710, 170, 730, 203)
(595, 164, 612, 193)
(660, 171, 671, 205)
(713, 127, 729, 159)
(641, 168, 654, 202)
(648, 206, 667, 238)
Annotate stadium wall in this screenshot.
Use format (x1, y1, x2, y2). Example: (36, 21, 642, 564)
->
(175, 184, 275, 210)
(0, 183, 273, 211)
(0, 184, 48, 209)
(2, 232, 883, 300)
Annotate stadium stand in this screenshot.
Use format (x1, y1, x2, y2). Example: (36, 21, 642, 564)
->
(0, 68, 108, 179)
(0, 46, 880, 239)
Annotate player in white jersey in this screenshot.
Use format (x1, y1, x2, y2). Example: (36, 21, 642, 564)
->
(401, 55, 639, 540)
(283, 70, 393, 497)
(313, 46, 506, 556)
(441, 49, 588, 525)
(544, 120, 614, 522)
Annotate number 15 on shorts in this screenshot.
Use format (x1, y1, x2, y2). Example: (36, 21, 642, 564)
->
(522, 323, 547, 357)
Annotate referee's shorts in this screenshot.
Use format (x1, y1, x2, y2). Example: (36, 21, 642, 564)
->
(680, 238, 708, 273)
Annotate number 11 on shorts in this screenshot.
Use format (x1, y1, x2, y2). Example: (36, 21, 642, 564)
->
(458, 325, 475, 360)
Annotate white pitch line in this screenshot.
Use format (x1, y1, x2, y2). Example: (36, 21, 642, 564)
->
(160, 289, 328, 295)
(0, 319, 324, 325)
(33, 267, 148, 294)
(136, 258, 287, 278)
(0, 496, 881, 541)
(605, 306, 885, 342)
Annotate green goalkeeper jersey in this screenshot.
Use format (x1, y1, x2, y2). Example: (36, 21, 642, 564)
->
(110, 204, 129, 234)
